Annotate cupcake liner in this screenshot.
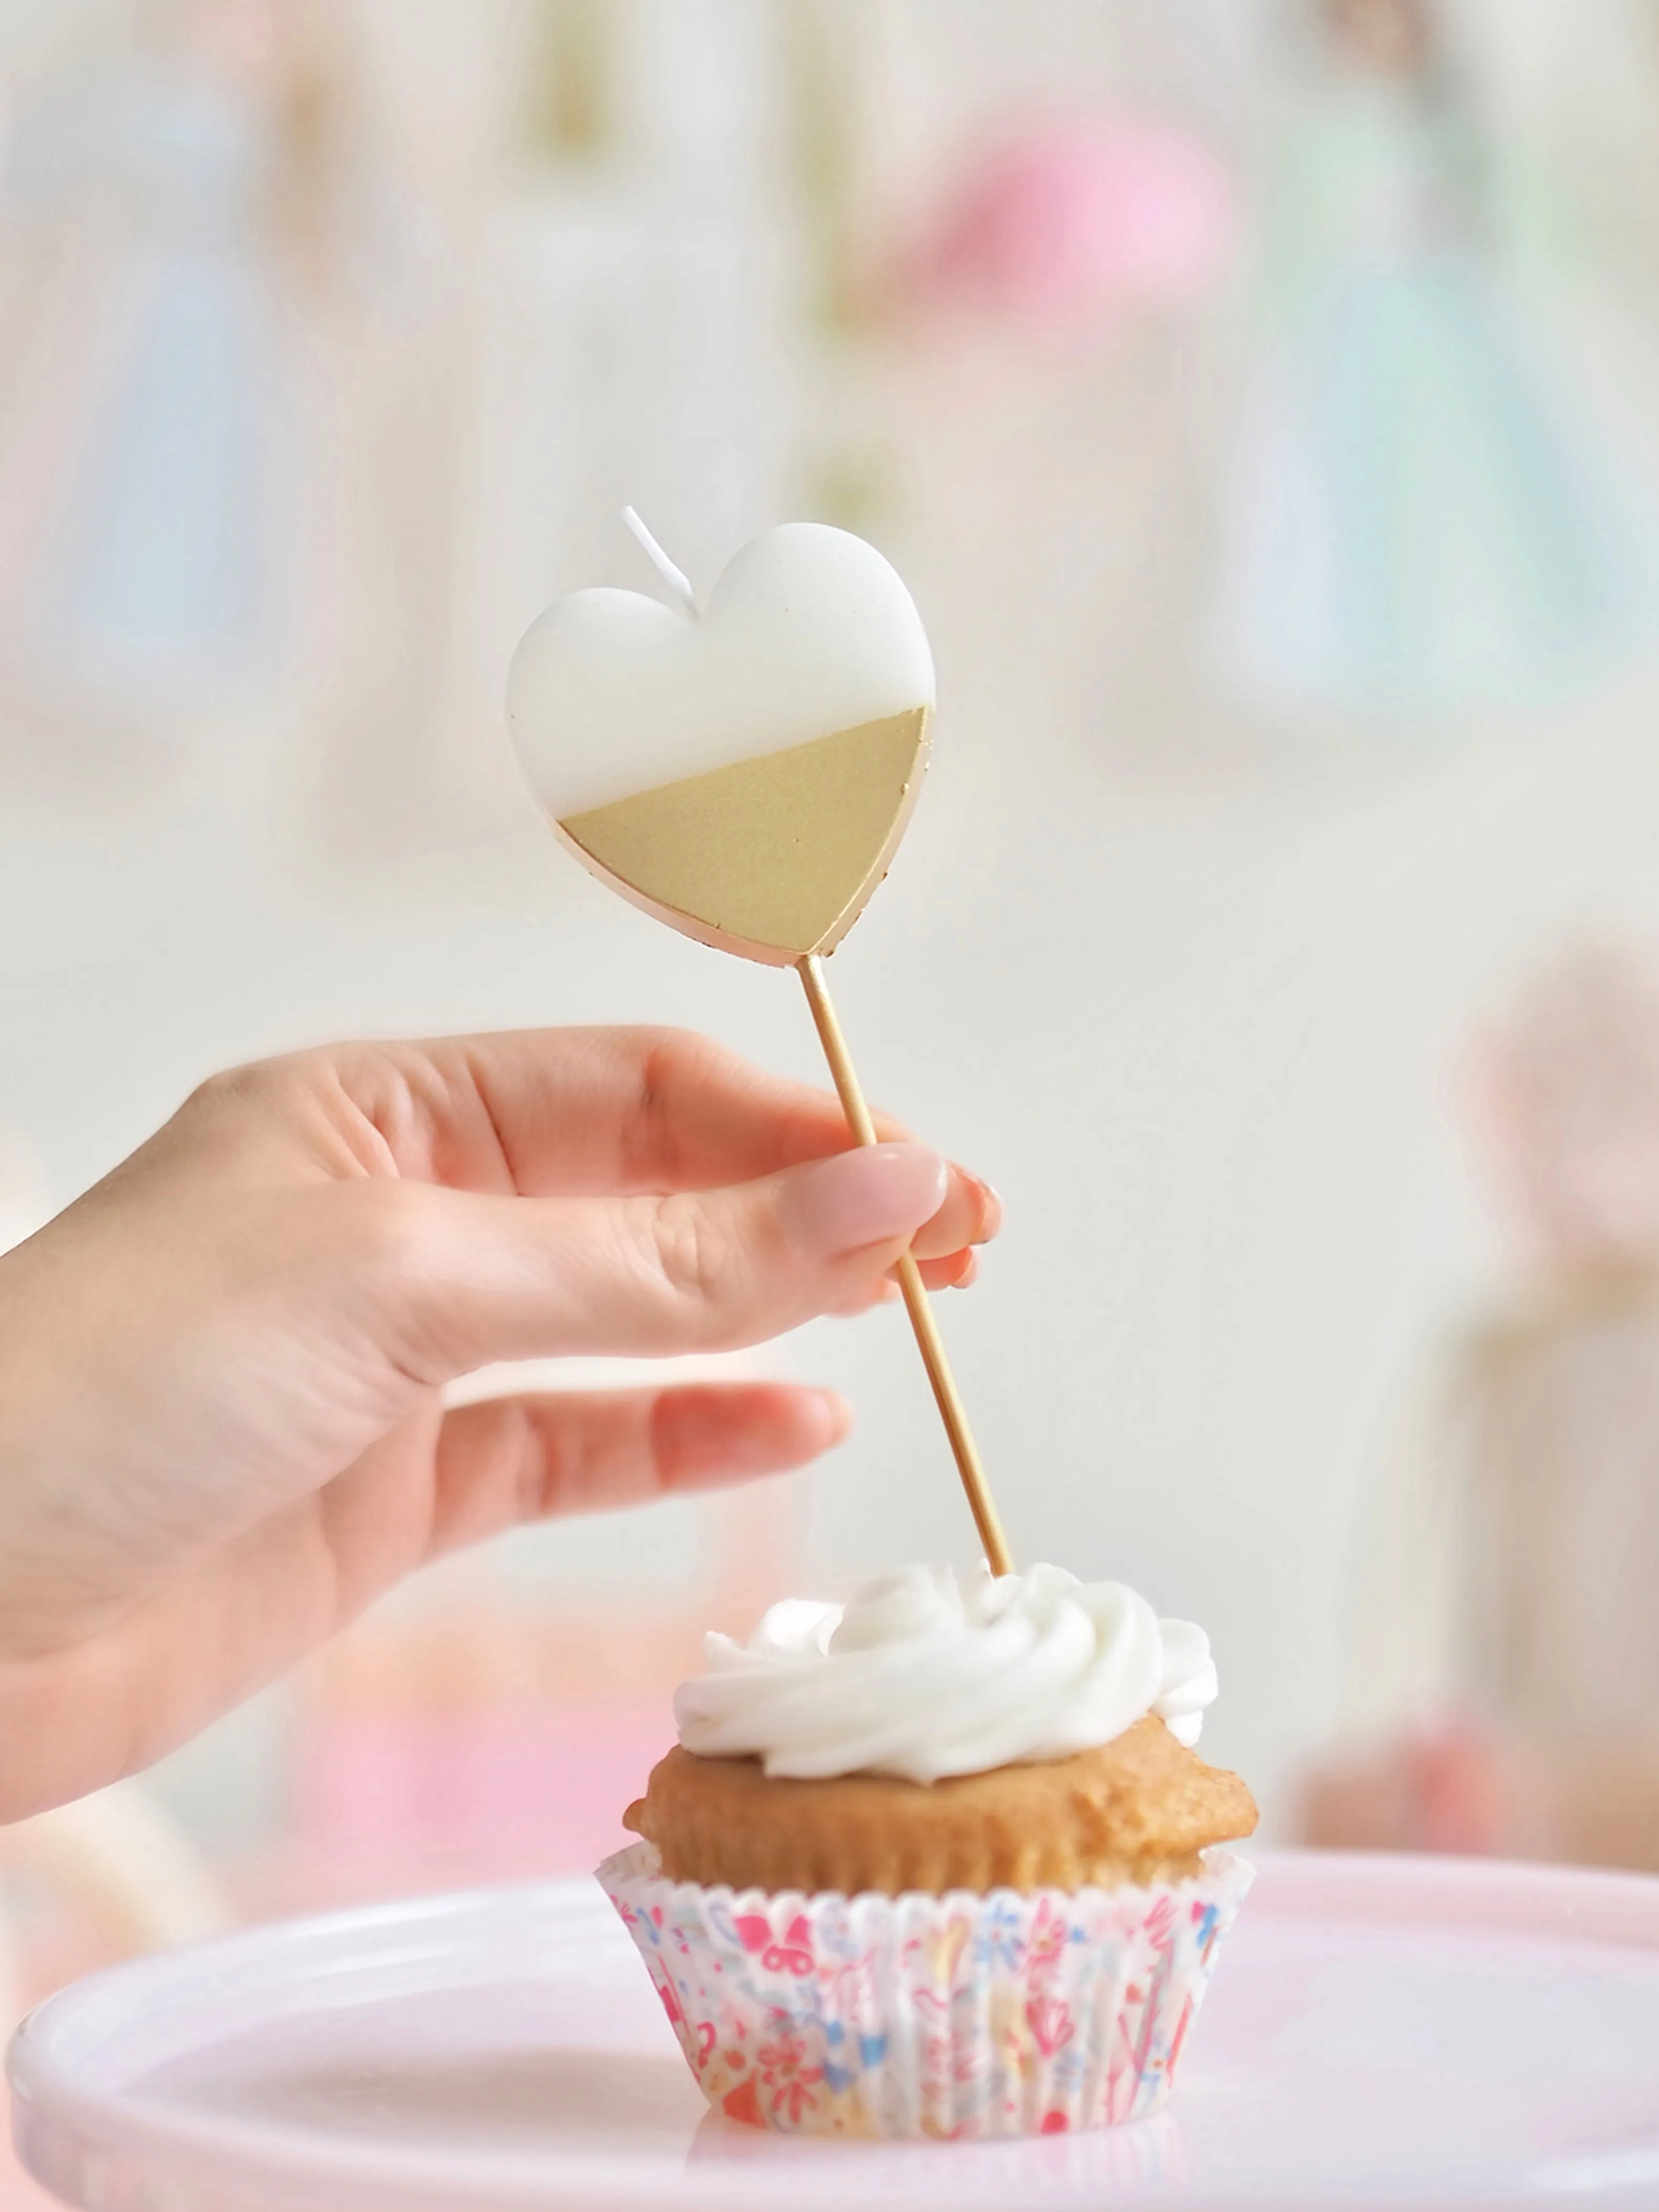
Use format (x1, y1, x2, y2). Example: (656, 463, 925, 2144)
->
(596, 1841, 1252, 2140)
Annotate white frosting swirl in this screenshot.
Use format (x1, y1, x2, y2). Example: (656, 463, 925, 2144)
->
(674, 1562, 1219, 1784)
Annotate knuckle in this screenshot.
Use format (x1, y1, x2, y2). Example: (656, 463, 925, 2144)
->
(644, 1194, 730, 1316)
(621, 1027, 727, 1182)
(627, 1024, 720, 1072)
(179, 1049, 323, 1133)
(180, 1059, 278, 1123)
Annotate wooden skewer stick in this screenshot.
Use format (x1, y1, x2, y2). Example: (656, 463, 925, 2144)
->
(797, 952, 1014, 1577)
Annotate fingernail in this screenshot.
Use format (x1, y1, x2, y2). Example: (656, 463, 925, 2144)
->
(808, 1387, 854, 1446)
(957, 1168, 1002, 1241)
(778, 1143, 948, 1260)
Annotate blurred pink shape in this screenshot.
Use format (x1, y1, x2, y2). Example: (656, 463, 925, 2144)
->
(906, 113, 1235, 329)
(296, 1709, 673, 1887)
(1466, 940, 1659, 1267)
(1299, 1719, 1512, 1858)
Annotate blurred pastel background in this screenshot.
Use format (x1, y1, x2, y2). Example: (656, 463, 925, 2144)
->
(9, 0, 1659, 2193)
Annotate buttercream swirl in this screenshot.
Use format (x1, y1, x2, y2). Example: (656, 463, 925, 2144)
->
(674, 1562, 1219, 1784)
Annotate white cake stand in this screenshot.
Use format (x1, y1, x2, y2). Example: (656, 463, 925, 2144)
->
(12, 1849, 1659, 2211)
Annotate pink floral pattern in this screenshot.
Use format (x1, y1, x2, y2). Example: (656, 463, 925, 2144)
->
(597, 1843, 1252, 2140)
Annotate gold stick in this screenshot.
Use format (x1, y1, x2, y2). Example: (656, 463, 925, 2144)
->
(797, 952, 1014, 1576)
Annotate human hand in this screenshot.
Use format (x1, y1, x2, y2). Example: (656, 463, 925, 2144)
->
(0, 1028, 998, 1819)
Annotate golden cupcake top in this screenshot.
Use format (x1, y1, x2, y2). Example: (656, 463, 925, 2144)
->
(627, 1718, 1257, 1895)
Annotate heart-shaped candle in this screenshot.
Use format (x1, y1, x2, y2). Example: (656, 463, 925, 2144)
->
(507, 523, 936, 966)
(506, 516, 1010, 1575)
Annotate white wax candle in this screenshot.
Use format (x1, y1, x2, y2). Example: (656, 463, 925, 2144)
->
(506, 521, 935, 822)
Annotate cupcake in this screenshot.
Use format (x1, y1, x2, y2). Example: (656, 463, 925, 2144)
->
(598, 1562, 1256, 2140)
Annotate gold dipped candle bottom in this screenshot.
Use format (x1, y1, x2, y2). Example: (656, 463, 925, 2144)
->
(557, 708, 927, 966)
(796, 952, 1013, 1578)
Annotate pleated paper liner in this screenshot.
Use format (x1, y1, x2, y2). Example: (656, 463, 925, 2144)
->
(597, 1841, 1253, 2140)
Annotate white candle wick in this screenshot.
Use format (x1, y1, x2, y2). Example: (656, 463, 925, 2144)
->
(621, 506, 699, 620)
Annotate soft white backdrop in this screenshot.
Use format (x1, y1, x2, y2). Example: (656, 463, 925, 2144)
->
(8, 0, 1659, 1846)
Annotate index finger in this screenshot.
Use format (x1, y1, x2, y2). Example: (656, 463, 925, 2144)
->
(319, 1026, 931, 1197)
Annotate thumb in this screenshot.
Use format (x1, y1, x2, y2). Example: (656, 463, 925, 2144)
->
(371, 1142, 949, 1379)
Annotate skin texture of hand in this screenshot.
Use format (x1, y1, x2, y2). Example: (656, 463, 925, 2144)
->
(0, 1027, 999, 1821)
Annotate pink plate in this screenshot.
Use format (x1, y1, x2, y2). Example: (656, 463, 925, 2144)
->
(11, 1849, 1659, 2210)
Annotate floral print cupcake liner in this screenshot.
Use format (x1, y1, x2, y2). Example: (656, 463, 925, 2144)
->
(596, 1841, 1252, 2140)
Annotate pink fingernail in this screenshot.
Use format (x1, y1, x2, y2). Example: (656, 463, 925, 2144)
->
(961, 1170, 1003, 1240)
(808, 1387, 854, 1445)
(778, 1144, 948, 1260)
